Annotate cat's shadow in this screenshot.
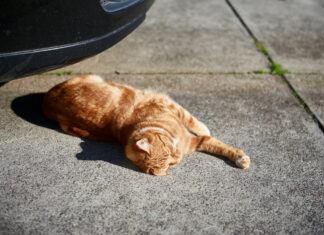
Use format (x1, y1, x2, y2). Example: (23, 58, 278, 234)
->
(11, 93, 142, 173)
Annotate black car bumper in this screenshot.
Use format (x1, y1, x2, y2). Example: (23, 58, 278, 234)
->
(0, 0, 154, 81)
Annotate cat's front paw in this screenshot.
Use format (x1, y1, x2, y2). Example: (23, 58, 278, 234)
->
(235, 155, 250, 169)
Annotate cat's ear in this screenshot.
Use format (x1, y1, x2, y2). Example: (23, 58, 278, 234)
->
(136, 138, 150, 153)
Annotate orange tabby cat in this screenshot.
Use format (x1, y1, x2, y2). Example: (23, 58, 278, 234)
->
(43, 75, 250, 175)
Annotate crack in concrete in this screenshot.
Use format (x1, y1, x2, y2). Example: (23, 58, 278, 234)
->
(42, 71, 322, 76)
(225, 0, 324, 133)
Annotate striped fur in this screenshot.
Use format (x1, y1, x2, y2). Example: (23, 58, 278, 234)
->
(43, 75, 250, 176)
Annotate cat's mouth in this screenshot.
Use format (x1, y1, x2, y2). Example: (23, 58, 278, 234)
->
(148, 168, 168, 176)
(146, 158, 179, 176)
(131, 158, 176, 176)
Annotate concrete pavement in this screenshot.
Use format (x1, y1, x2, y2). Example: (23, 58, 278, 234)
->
(1, 0, 324, 234)
(287, 74, 324, 126)
(58, 0, 268, 74)
(231, 0, 324, 73)
(230, 0, 324, 129)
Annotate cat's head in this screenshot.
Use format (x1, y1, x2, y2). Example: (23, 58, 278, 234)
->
(125, 129, 181, 176)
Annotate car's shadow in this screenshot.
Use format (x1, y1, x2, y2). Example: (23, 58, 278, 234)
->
(11, 93, 142, 173)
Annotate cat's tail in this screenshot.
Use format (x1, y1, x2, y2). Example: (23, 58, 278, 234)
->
(192, 136, 250, 169)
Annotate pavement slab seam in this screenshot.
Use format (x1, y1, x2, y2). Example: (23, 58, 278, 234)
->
(226, 0, 324, 134)
(43, 71, 324, 77)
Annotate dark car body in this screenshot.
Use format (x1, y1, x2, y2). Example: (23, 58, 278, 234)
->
(0, 0, 154, 82)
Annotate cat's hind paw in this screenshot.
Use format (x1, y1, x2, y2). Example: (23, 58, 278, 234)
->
(235, 155, 250, 169)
